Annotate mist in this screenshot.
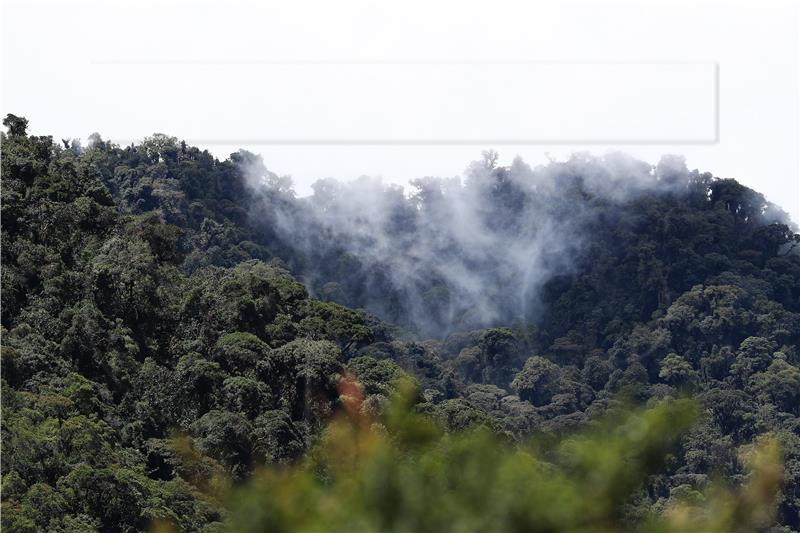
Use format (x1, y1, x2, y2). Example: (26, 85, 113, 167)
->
(241, 151, 700, 338)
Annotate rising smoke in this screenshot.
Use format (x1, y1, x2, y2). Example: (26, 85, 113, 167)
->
(242, 151, 693, 337)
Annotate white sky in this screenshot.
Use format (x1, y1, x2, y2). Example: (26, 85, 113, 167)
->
(2, 0, 799, 221)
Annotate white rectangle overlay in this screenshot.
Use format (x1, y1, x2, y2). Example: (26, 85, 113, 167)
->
(93, 61, 718, 145)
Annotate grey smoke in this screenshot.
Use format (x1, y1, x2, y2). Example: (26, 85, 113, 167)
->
(242, 151, 692, 337)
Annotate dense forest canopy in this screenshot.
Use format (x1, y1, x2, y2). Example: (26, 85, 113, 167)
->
(244, 149, 774, 337)
(1, 113, 799, 531)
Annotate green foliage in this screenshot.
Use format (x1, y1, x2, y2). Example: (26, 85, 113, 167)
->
(511, 356, 563, 406)
(224, 384, 781, 533)
(2, 115, 799, 531)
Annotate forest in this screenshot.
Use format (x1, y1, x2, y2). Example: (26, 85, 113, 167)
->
(1, 113, 799, 532)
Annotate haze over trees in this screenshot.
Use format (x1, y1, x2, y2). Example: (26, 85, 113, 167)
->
(2, 114, 799, 531)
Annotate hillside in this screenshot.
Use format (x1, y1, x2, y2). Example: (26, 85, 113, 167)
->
(2, 114, 799, 532)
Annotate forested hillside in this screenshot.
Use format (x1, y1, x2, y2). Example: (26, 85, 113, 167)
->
(2, 114, 799, 532)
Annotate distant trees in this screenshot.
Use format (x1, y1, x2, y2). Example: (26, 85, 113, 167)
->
(3, 113, 27, 136)
(659, 353, 698, 388)
(511, 356, 562, 406)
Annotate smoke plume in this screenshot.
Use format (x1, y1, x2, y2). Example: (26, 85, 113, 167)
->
(242, 151, 694, 337)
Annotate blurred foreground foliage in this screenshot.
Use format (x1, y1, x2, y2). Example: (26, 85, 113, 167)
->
(169, 378, 782, 533)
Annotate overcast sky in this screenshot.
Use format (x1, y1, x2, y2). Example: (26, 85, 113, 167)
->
(2, 0, 799, 222)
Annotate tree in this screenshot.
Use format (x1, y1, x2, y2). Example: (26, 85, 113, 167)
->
(221, 377, 271, 419)
(212, 332, 270, 376)
(511, 356, 562, 406)
(263, 339, 343, 421)
(749, 356, 800, 414)
(3, 113, 28, 136)
(190, 410, 253, 479)
(252, 410, 305, 464)
(659, 353, 699, 388)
